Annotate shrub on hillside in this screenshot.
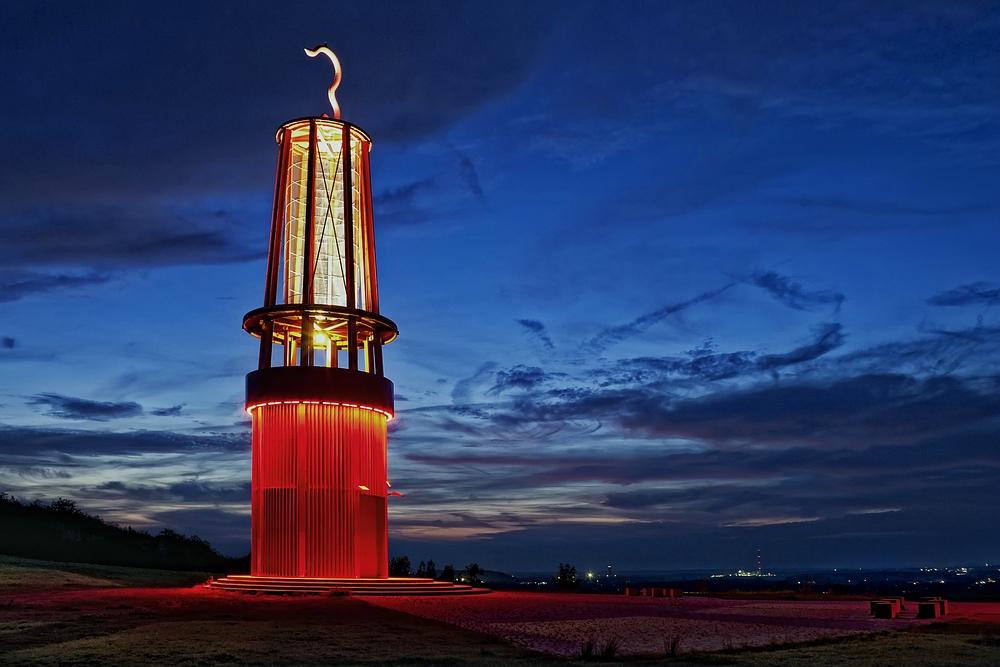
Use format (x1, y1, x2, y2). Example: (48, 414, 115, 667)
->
(0, 493, 247, 572)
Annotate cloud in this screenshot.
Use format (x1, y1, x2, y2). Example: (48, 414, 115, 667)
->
(756, 323, 844, 372)
(575, 3, 1000, 143)
(590, 324, 842, 388)
(583, 283, 737, 354)
(400, 320, 1000, 464)
(516, 319, 555, 350)
(393, 427, 1000, 569)
(0, 425, 249, 457)
(598, 346, 755, 385)
(0, 270, 114, 303)
(451, 362, 498, 405)
(0, 2, 562, 179)
(405, 423, 1000, 493)
(0, 2, 564, 272)
(751, 270, 844, 311)
(374, 178, 436, 206)
(545, 373, 1000, 448)
(447, 143, 487, 207)
(29, 394, 143, 421)
(373, 178, 436, 226)
(95, 480, 251, 504)
(488, 366, 558, 395)
(928, 282, 1000, 307)
(722, 516, 821, 528)
(0, 206, 263, 271)
(151, 405, 184, 417)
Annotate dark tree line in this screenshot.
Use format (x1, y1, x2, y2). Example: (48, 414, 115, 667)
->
(0, 494, 248, 573)
(388, 556, 484, 585)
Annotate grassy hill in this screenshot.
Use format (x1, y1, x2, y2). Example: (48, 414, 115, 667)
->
(0, 554, 214, 591)
(0, 493, 248, 573)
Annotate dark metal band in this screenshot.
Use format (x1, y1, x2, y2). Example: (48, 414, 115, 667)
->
(246, 366, 394, 415)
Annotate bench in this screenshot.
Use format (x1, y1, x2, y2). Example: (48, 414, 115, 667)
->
(872, 601, 898, 619)
(917, 601, 941, 618)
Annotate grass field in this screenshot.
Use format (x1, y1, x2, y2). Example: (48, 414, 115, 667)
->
(1, 556, 998, 666)
(0, 554, 213, 591)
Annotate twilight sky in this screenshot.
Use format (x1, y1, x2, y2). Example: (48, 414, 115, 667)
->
(2, 1, 999, 572)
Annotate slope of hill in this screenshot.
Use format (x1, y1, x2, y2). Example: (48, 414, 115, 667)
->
(0, 494, 248, 573)
(0, 554, 213, 591)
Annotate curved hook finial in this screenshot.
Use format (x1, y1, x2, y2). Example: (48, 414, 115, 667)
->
(304, 44, 342, 119)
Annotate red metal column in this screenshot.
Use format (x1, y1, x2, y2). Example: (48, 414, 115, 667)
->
(361, 141, 379, 314)
(296, 403, 308, 575)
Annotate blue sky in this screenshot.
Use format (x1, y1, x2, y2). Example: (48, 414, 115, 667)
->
(2, 1, 999, 571)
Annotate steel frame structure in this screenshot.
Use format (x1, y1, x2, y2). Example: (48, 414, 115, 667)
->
(243, 115, 397, 579)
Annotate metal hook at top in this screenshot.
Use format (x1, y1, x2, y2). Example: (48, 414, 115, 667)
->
(305, 44, 342, 119)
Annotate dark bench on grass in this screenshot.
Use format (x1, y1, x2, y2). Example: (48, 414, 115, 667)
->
(884, 596, 905, 611)
(918, 597, 948, 618)
(871, 600, 899, 619)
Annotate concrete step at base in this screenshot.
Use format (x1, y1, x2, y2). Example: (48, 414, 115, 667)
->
(208, 575, 490, 596)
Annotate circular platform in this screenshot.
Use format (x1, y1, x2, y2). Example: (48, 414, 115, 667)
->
(209, 575, 490, 596)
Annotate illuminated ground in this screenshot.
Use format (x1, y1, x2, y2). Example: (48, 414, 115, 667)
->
(1, 558, 999, 666)
(369, 591, 1000, 657)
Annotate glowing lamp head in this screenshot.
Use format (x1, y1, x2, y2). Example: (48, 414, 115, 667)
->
(276, 119, 376, 311)
(243, 104, 397, 371)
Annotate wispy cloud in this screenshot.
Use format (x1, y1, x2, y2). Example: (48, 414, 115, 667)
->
(447, 142, 488, 207)
(0, 426, 249, 456)
(928, 282, 1000, 307)
(451, 362, 498, 405)
(488, 366, 560, 395)
(583, 283, 737, 354)
(0, 205, 263, 271)
(382, 308, 1000, 557)
(751, 270, 844, 311)
(756, 323, 844, 372)
(151, 405, 184, 417)
(373, 178, 436, 226)
(0, 270, 113, 303)
(28, 393, 143, 421)
(94, 480, 251, 504)
(517, 319, 555, 351)
(722, 516, 821, 528)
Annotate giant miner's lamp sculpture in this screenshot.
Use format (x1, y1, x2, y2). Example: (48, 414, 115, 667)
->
(211, 47, 484, 595)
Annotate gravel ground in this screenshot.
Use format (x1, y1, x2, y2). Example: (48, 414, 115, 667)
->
(364, 591, 1000, 657)
(1, 585, 999, 665)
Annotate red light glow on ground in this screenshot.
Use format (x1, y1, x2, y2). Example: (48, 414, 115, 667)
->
(365, 591, 1000, 657)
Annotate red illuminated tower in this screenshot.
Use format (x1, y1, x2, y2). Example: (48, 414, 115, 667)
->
(243, 79, 395, 580)
(212, 49, 485, 595)
(244, 122, 395, 579)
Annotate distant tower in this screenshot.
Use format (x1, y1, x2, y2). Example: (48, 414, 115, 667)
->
(757, 549, 761, 576)
(241, 48, 398, 579)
